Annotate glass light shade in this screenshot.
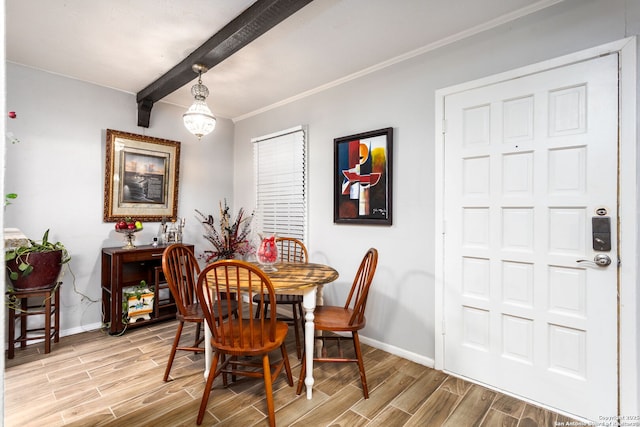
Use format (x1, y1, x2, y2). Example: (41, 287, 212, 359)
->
(183, 100, 216, 139)
(183, 80, 216, 139)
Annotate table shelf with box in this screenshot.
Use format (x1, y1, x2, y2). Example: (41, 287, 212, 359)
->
(101, 244, 194, 334)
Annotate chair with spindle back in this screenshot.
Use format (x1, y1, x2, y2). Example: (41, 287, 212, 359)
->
(161, 243, 238, 381)
(253, 236, 308, 359)
(196, 260, 293, 426)
(296, 248, 378, 398)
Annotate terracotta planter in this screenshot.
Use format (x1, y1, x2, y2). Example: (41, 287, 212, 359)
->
(7, 250, 63, 291)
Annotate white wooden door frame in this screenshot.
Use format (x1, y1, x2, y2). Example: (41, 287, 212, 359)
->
(434, 37, 638, 416)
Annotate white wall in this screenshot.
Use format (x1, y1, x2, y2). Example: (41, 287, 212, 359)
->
(5, 63, 235, 335)
(233, 0, 640, 375)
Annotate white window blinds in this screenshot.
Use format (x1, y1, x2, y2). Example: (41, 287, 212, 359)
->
(253, 126, 306, 242)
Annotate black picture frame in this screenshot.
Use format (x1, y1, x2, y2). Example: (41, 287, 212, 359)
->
(334, 127, 393, 225)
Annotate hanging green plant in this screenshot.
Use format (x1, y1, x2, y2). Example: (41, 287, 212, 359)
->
(5, 193, 17, 206)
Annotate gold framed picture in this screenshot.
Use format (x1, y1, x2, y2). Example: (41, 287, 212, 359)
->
(104, 129, 181, 222)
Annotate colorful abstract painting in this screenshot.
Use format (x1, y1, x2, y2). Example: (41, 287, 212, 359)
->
(334, 127, 392, 225)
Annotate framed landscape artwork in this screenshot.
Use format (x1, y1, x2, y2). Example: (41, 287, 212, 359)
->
(103, 129, 181, 222)
(334, 127, 393, 225)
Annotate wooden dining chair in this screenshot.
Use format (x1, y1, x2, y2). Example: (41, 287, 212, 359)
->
(161, 244, 203, 381)
(296, 247, 378, 399)
(196, 260, 294, 426)
(161, 243, 238, 382)
(254, 236, 308, 359)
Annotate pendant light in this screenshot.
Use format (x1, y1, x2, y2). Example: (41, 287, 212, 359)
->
(183, 64, 216, 139)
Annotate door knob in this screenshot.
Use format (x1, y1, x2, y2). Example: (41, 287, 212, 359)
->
(576, 254, 612, 267)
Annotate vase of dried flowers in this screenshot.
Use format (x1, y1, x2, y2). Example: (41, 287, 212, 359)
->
(195, 200, 254, 262)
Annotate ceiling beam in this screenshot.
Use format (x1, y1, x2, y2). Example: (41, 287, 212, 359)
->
(136, 0, 313, 127)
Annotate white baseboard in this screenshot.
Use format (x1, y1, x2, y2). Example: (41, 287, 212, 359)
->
(62, 322, 104, 337)
(5, 322, 104, 351)
(358, 334, 435, 368)
(275, 304, 434, 368)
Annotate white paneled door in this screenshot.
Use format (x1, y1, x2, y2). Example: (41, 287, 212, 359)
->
(442, 54, 618, 421)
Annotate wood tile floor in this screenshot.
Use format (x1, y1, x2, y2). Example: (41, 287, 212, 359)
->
(4, 319, 581, 426)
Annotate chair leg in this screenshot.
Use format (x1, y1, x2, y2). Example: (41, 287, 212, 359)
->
(44, 294, 51, 354)
(53, 287, 60, 343)
(280, 343, 294, 385)
(163, 321, 185, 381)
(20, 298, 27, 349)
(254, 302, 262, 319)
(298, 303, 306, 351)
(352, 331, 369, 399)
(221, 354, 229, 386)
(262, 353, 276, 427)
(295, 351, 306, 395)
(259, 301, 271, 319)
(197, 351, 220, 425)
(8, 303, 15, 359)
(193, 322, 202, 348)
(291, 302, 302, 359)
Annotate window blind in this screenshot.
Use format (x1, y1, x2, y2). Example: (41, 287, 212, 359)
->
(253, 126, 306, 242)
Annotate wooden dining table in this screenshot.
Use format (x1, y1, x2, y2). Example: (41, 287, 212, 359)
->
(203, 261, 339, 399)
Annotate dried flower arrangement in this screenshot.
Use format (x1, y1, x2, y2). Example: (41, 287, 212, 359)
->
(195, 200, 254, 262)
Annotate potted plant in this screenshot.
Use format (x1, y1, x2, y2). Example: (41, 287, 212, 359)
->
(122, 280, 154, 324)
(5, 229, 71, 291)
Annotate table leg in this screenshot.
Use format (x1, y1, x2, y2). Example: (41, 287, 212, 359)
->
(302, 286, 317, 399)
(204, 322, 212, 379)
(315, 285, 324, 358)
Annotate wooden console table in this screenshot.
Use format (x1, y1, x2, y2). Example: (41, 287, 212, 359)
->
(101, 244, 194, 334)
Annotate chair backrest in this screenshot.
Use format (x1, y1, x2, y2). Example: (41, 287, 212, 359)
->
(345, 248, 378, 326)
(197, 260, 279, 347)
(276, 237, 308, 263)
(162, 244, 200, 316)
